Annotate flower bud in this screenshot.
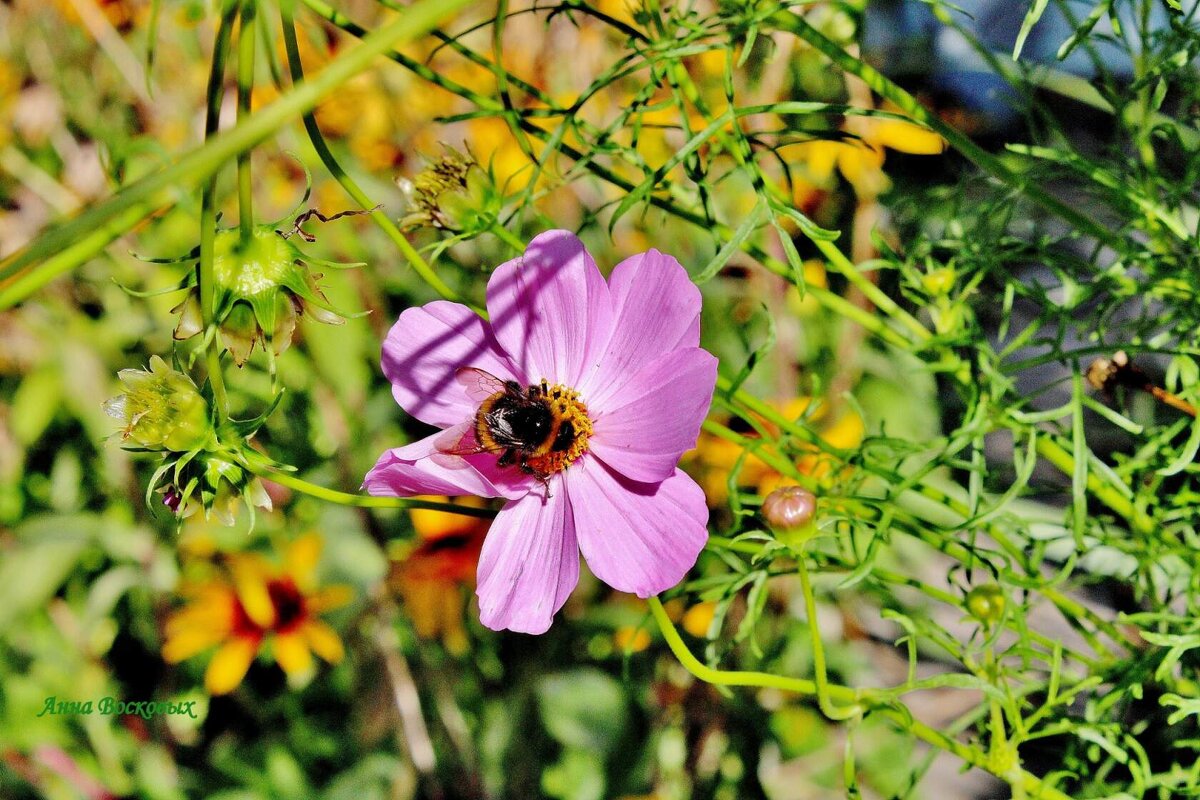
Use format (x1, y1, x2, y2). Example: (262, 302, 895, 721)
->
(762, 485, 818, 548)
(965, 583, 1006, 626)
(763, 485, 816, 528)
(921, 266, 956, 296)
(161, 486, 185, 514)
(152, 451, 272, 526)
(104, 355, 211, 451)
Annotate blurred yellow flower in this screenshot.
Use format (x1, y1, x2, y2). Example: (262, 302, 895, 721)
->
(465, 117, 537, 192)
(163, 534, 351, 695)
(51, 0, 139, 31)
(687, 397, 865, 505)
(682, 601, 717, 638)
(614, 625, 651, 652)
(593, 0, 639, 26)
(0, 62, 16, 150)
(389, 496, 490, 654)
(795, 109, 945, 198)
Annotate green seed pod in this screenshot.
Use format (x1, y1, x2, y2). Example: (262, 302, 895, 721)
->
(104, 356, 211, 452)
(965, 583, 1006, 625)
(171, 225, 351, 367)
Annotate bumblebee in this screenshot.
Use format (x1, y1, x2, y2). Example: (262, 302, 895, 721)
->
(437, 368, 590, 479)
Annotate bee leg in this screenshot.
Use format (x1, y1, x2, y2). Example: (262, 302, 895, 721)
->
(515, 457, 554, 498)
(497, 448, 516, 468)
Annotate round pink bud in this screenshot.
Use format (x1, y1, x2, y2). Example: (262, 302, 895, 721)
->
(762, 486, 817, 532)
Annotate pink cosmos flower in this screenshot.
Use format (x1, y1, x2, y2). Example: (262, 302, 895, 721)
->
(364, 230, 717, 634)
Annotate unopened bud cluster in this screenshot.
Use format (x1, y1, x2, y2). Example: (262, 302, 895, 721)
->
(105, 356, 270, 525)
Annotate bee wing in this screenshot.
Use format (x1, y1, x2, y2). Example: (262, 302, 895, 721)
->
(455, 366, 512, 402)
(430, 421, 492, 469)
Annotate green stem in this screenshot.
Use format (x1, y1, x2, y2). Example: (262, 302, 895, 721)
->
(489, 221, 526, 253)
(252, 466, 497, 518)
(705, 534, 765, 556)
(805, 283, 912, 349)
(700, 419, 816, 490)
(648, 597, 1073, 800)
(200, 0, 239, 416)
(278, 0, 475, 310)
(1035, 66, 1200, 150)
(649, 596, 822, 696)
(812, 238, 929, 342)
(302, 0, 500, 112)
(0, 0, 474, 309)
(716, 374, 847, 458)
(796, 554, 864, 720)
(237, 0, 257, 238)
(1035, 437, 1153, 536)
(985, 650, 1021, 794)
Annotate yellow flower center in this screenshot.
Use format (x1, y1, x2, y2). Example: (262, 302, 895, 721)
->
(525, 380, 592, 476)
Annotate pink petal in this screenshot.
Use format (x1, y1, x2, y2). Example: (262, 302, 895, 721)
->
(476, 488, 579, 634)
(588, 347, 717, 483)
(486, 230, 613, 388)
(382, 301, 521, 428)
(568, 459, 708, 598)
(363, 427, 534, 501)
(579, 249, 701, 406)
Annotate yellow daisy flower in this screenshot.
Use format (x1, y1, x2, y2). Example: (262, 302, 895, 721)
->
(163, 533, 352, 695)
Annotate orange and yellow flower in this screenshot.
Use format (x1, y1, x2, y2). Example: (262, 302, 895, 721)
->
(388, 496, 490, 654)
(162, 534, 352, 695)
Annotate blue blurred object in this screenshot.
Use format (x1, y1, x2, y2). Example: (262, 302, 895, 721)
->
(863, 0, 1179, 125)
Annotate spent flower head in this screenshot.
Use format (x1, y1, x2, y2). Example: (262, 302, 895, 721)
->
(365, 230, 717, 634)
(397, 145, 502, 235)
(157, 451, 274, 527)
